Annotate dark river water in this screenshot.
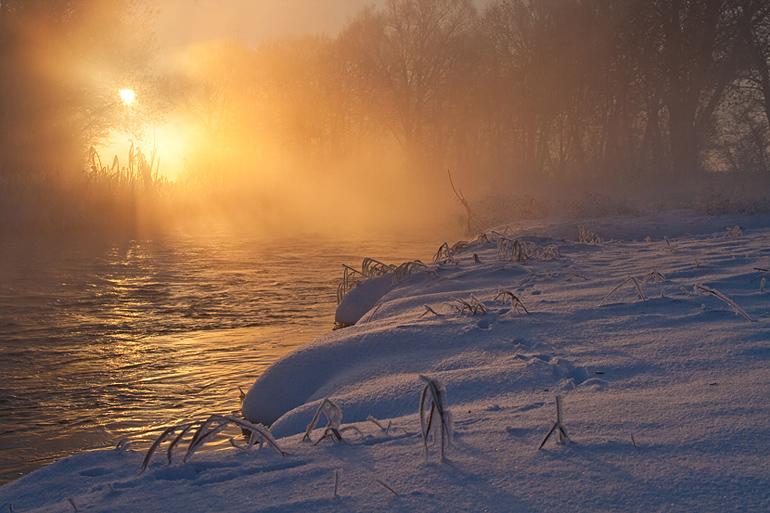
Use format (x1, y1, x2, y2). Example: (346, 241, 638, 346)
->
(0, 233, 437, 484)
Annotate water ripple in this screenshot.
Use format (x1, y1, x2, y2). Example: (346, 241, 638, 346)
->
(0, 234, 435, 483)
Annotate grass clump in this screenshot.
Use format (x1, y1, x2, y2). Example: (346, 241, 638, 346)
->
(577, 226, 602, 244)
(497, 237, 560, 262)
(452, 295, 488, 315)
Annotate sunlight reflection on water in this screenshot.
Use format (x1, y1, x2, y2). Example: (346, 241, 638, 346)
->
(0, 234, 437, 483)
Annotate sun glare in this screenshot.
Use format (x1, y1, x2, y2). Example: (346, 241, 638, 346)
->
(119, 88, 136, 105)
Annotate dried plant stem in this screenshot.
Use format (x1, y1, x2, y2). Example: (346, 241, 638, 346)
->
(333, 469, 340, 498)
(419, 375, 452, 462)
(141, 414, 284, 473)
(366, 415, 392, 434)
(494, 290, 529, 314)
(303, 398, 343, 443)
(602, 276, 647, 303)
(375, 479, 400, 497)
(695, 284, 757, 322)
(419, 304, 442, 318)
(539, 396, 570, 449)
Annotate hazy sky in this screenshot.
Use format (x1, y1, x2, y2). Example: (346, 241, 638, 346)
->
(157, 0, 381, 48)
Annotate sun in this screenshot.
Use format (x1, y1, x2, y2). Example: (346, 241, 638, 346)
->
(118, 88, 136, 106)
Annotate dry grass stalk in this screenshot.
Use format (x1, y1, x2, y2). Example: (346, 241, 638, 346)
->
(433, 242, 456, 264)
(140, 415, 284, 473)
(141, 425, 183, 472)
(695, 284, 757, 322)
(602, 276, 647, 303)
(366, 415, 393, 434)
(538, 395, 570, 449)
(337, 264, 364, 305)
(338, 259, 429, 307)
(313, 425, 364, 445)
(303, 398, 343, 442)
(167, 422, 197, 463)
(497, 237, 559, 262)
(497, 237, 528, 262)
(375, 478, 400, 496)
(494, 290, 530, 314)
(187, 415, 284, 461)
(419, 375, 453, 462)
(644, 271, 666, 283)
(362, 257, 395, 278)
(756, 268, 768, 292)
(452, 295, 488, 315)
(393, 260, 428, 281)
(333, 469, 340, 498)
(419, 304, 443, 318)
(577, 226, 601, 244)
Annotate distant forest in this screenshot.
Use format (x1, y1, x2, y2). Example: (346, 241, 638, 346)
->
(2, 0, 770, 233)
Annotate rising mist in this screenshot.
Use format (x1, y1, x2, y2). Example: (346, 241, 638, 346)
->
(1, 0, 770, 238)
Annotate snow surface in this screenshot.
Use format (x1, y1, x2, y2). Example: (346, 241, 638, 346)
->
(3, 211, 770, 512)
(333, 273, 396, 327)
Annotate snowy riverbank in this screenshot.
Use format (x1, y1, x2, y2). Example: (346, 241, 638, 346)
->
(3, 211, 770, 512)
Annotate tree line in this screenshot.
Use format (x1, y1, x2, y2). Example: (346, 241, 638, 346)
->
(1, 0, 770, 232)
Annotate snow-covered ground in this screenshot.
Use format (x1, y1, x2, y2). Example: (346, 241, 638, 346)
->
(3, 211, 770, 512)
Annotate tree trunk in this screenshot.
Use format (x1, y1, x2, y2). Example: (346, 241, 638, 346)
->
(667, 99, 700, 175)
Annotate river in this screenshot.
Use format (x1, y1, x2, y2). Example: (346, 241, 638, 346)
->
(0, 233, 438, 483)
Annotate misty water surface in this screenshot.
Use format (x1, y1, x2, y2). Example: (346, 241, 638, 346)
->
(0, 234, 436, 483)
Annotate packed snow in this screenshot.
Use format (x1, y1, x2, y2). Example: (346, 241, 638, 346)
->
(3, 211, 770, 512)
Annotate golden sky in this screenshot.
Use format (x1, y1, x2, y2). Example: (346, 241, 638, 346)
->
(156, 0, 381, 48)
